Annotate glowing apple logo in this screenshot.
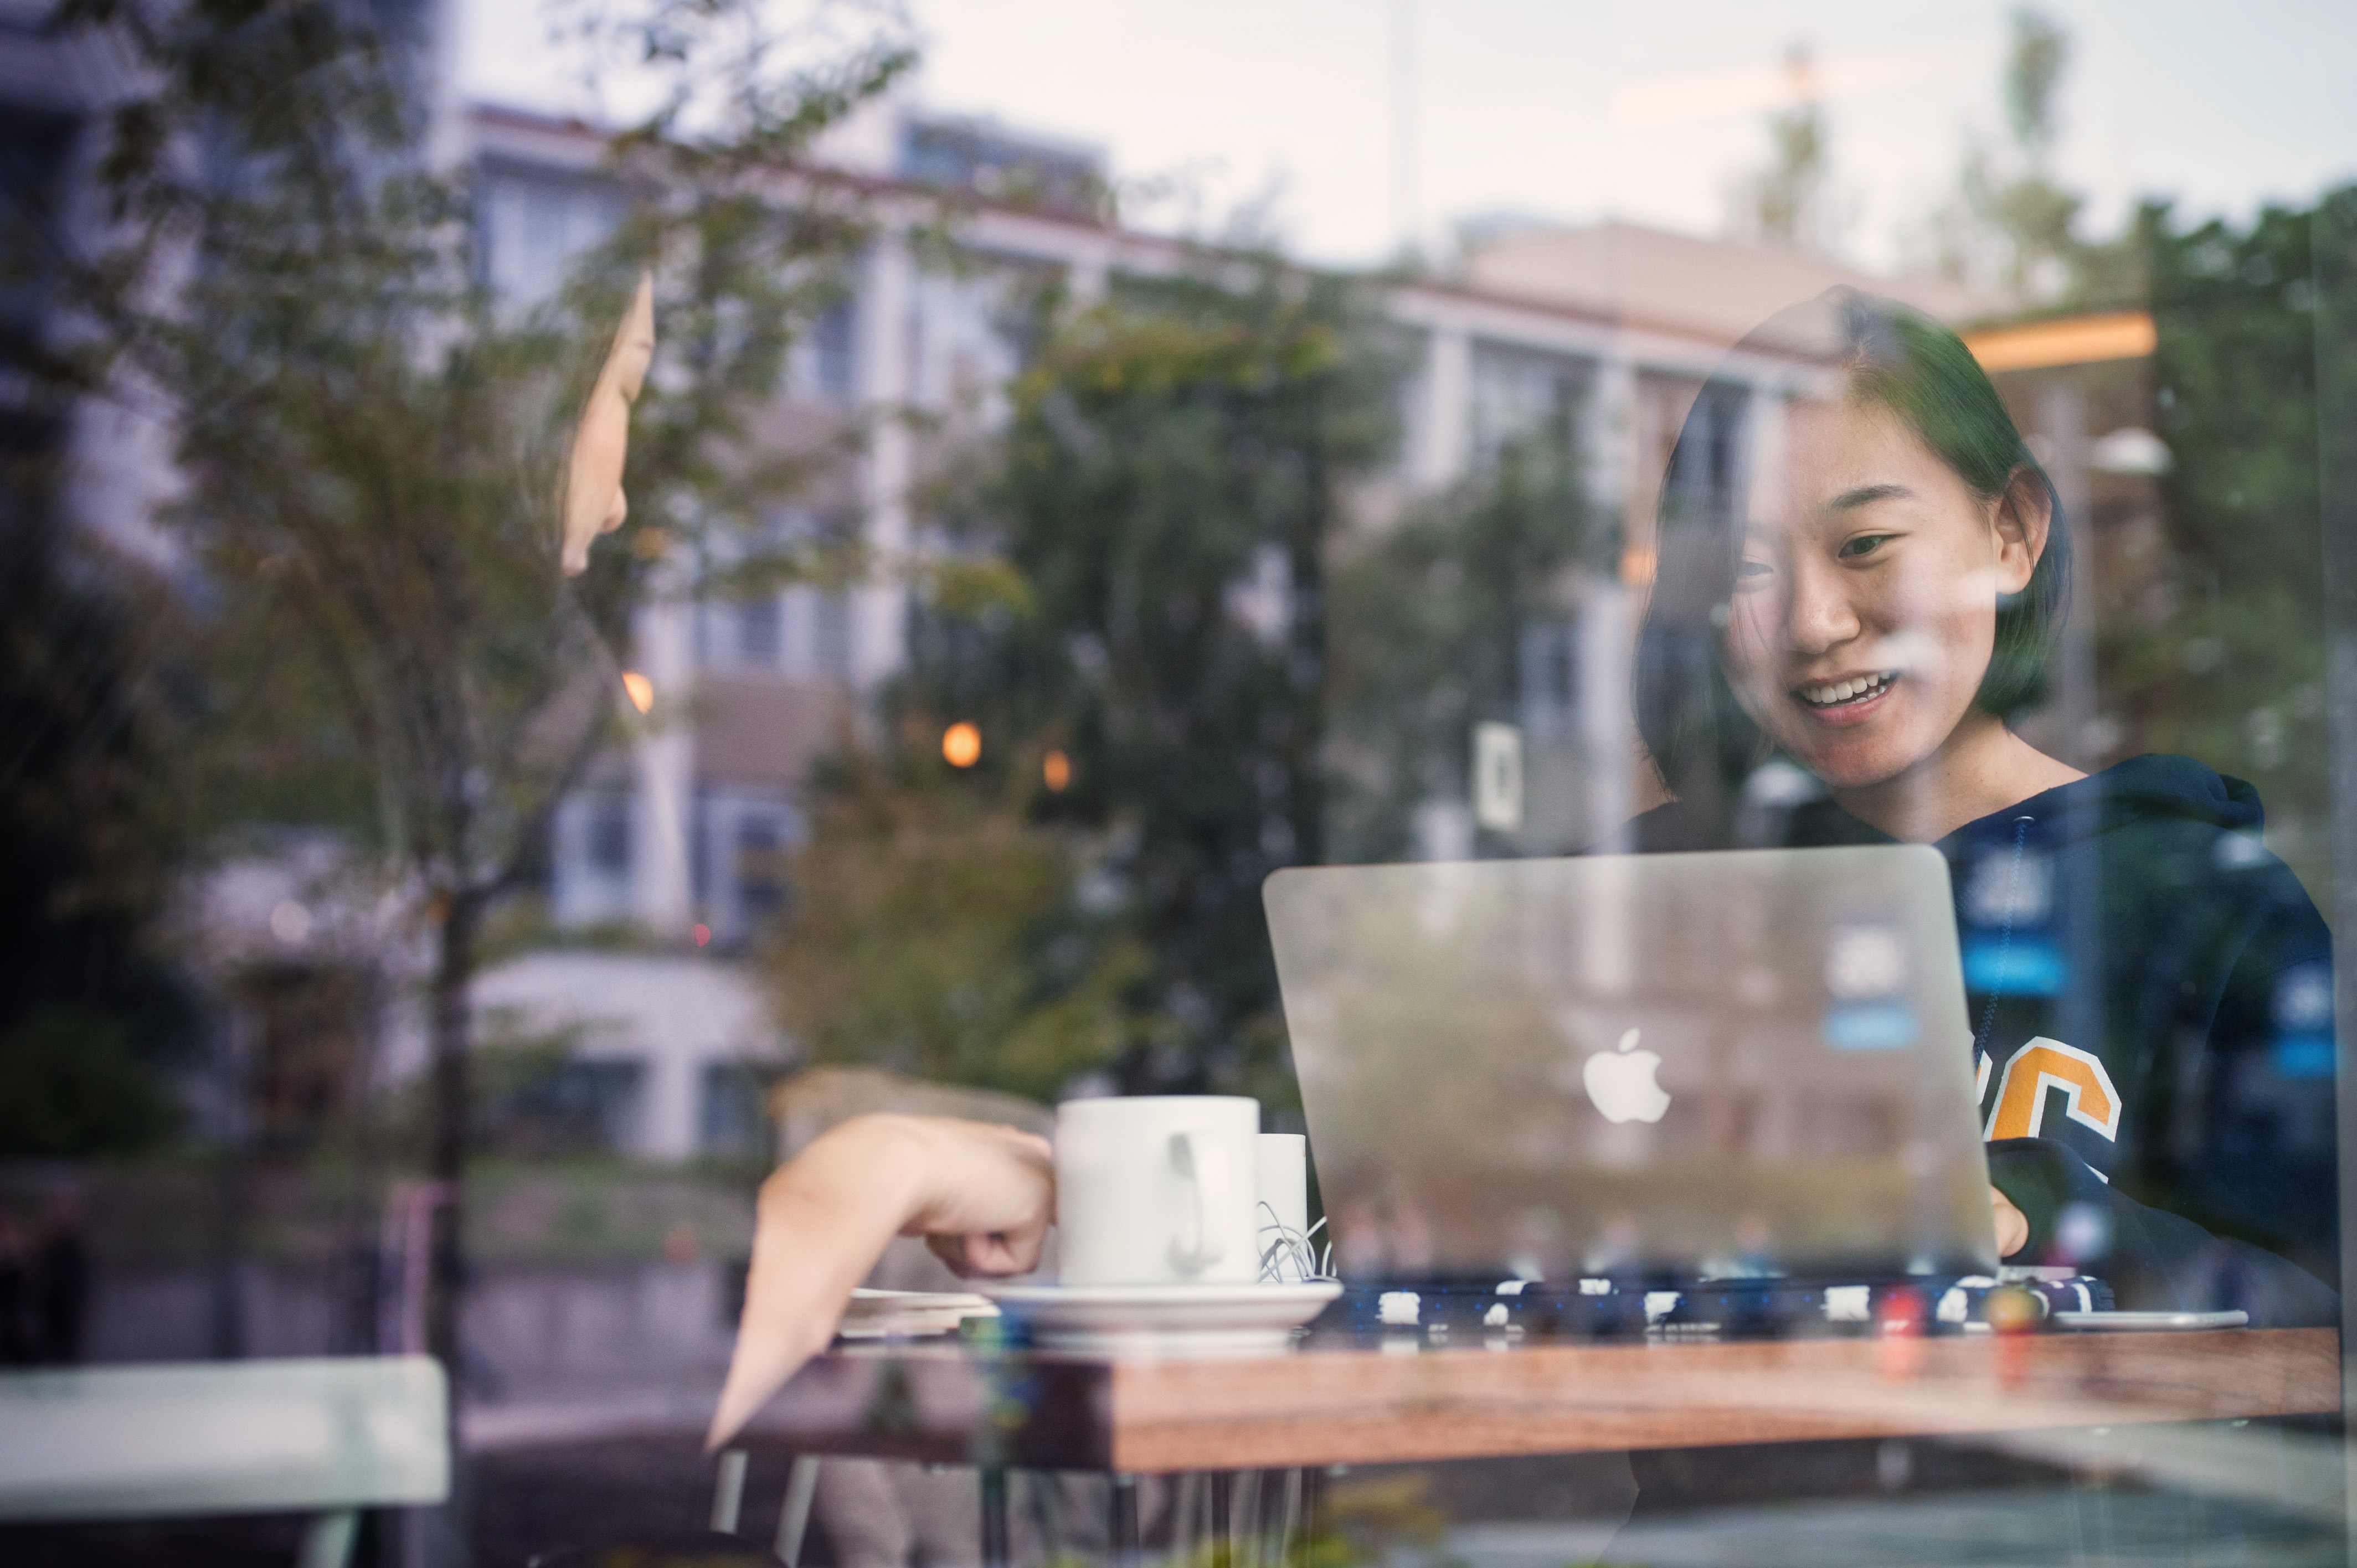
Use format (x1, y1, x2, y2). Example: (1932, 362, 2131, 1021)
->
(1583, 1027, 1671, 1124)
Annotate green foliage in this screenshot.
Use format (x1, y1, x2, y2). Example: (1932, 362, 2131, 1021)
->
(0, 1008, 181, 1157)
(878, 260, 1401, 1096)
(1326, 435, 1596, 860)
(917, 554, 1035, 621)
(56, 0, 905, 900)
(1737, 44, 1834, 251)
(1319, 1472, 1448, 1566)
(2322, 187, 2357, 658)
(465, 1017, 598, 1155)
(43, 0, 914, 1360)
(2100, 198, 2334, 883)
(460, 1159, 760, 1261)
(0, 465, 195, 1152)
(1923, 6, 2116, 306)
(768, 731, 1151, 1103)
(2003, 7, 2069, 161)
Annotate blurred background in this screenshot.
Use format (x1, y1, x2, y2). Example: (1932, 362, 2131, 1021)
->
(0, 0, 2351, 1561)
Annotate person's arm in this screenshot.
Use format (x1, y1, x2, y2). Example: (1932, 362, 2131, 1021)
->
(1988, 1135, 2339, 1327)
(707, 1113, 1056, 1449)
(1983, 849, 2340, 1326)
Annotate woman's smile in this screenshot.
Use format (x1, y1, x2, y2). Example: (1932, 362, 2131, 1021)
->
(1720, 399, 2042, 795)
(1792, 668, 1901, 724)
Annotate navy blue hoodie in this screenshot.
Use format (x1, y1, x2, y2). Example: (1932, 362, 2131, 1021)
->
(1635, 754, 2338, 1326)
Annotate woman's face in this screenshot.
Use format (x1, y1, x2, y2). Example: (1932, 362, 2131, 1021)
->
(1720, 397, 2044, 793)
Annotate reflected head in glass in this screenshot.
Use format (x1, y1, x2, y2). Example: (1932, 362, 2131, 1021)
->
(1637, 288, 2075, 842)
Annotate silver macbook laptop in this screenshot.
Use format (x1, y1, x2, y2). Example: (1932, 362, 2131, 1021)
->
(1263, 845, 2000, 1282)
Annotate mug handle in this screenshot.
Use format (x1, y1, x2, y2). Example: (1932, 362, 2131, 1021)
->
(1171, 1131, 1230, 1272)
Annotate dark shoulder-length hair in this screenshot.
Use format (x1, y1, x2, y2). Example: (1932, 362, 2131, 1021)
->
(1632, 287, 2071, 812)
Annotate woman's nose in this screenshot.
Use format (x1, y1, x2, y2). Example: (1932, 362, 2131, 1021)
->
(1782, 555, 1861, 655)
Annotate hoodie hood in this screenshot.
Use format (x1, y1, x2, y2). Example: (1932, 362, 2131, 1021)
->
(1943, 753, 2265, 853)
(1726, 752, 2267, 854)
(2018, 754, 2253, 839)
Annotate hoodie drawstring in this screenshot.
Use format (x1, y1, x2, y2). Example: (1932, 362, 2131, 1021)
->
(1971, 814, 2037, 1066)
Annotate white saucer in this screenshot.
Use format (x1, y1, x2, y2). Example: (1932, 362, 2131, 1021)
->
(977, 1280, 1343, 1355)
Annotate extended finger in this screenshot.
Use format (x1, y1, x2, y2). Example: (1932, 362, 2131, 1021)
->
(709, 1138, 915, 1448)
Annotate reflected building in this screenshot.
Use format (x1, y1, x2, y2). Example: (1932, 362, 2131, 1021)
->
(5, 32, 2166, 1165)
(0, 0, 178, 568)
(468, 101, 1093, 952)
(467, 98, 2020, 941)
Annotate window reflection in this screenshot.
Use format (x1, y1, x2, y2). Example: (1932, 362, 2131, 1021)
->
(1, 0, 2351, 1564)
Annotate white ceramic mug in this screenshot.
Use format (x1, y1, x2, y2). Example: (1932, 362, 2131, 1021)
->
(1056, 1096, 1260, 1286)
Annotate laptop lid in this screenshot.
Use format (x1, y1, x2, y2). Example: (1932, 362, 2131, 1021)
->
(1264, 845, 2000, 1283)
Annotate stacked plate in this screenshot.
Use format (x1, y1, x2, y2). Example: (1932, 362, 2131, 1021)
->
(836, 1287, 1000, 1339)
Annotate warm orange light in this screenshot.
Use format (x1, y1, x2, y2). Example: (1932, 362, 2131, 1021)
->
(621, 671, 655, 714)
(1618, 545, 1658, 587)
(1962, 311, 2156, 374)
(942, 721, 982, 768)
(1043, 750, 1072, 791)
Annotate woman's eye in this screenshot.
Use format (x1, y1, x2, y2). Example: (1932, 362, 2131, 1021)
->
(1736, 559, 1773, 586)
(1838, 534, 1892, 560)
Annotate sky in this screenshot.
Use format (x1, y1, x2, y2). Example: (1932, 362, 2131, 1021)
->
(460, 0, 2357, 275)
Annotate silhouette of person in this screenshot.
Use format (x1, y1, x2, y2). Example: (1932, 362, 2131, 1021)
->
(0, 1214, 35, 1365)
(34, 1190, 90, 1364)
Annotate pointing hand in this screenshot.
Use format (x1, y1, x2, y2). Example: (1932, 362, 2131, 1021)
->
(706, 1113, 1054, 1450)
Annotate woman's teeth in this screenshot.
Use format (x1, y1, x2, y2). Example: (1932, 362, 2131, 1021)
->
(1798, 672, 1896, 708)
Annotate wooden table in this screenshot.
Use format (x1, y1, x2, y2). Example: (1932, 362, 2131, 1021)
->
(736, 1327, 2341, 1565)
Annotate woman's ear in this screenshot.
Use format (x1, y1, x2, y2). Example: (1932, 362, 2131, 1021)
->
(1993, 465, 2053, 596)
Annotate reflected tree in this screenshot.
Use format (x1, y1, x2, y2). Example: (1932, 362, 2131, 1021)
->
(1730, 42, 1842, 255)
(1326, 432, 1598, 862)
(1923, 7, 2118, 305)
(0, 474, 191, 1156)
(2101, 197, 2341, 892)
(53, 0, 909, 1379)
(869, 261, 1398, 1100)
(765, 728, 1153, 1106)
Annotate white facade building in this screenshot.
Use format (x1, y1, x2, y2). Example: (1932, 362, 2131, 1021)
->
(465, 96, 2000, 931)
(457, 951, 786, 1163)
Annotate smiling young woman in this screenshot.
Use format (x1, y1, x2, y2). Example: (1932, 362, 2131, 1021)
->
(1636, 293, 2081, 839)
(1630, 288, 2335, 1327)
(1720, 394, 2085, 843)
